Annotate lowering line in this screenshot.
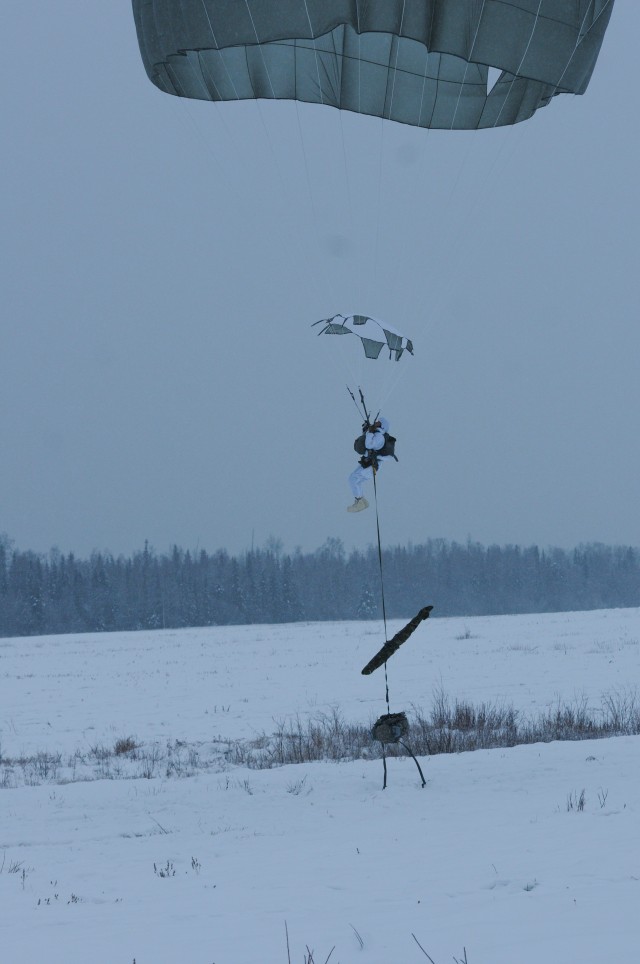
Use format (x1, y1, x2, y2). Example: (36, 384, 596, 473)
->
(349, 385, 391, 711)
(354, 389, 432, 789)
(366, 493, 431, 791)
(371, 466, 391, 715)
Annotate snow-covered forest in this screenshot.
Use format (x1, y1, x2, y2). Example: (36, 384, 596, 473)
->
(2, 534, 640, 637)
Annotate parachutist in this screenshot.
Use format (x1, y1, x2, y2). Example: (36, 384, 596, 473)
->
(348, 416, 396, 513)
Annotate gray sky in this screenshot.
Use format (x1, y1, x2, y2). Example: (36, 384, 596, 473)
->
(2, 2, 637, 559)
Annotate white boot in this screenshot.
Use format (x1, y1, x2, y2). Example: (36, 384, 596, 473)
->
(347, 497, 369, 512)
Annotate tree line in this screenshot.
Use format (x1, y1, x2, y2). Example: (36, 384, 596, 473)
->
(0, 533, 639, 638)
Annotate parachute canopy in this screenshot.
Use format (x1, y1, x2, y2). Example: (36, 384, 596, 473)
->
(314, 314, 413, 361)
(132, 0, 614, 129)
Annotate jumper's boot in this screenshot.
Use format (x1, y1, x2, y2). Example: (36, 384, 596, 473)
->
(347, 497, 369, 513)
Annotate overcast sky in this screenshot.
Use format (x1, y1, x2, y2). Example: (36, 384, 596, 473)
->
(2, 2, 637, 559)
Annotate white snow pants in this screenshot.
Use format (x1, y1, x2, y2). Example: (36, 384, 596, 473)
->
(349, 463, 380, 498)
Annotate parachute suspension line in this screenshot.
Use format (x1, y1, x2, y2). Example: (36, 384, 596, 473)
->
(470, 0, 606, 158)
(337, 90, 359, 304)
(431, 0, 598, 330)
(173, 5, 261, 204)
(300, 0, 326, 106)
(356, 0, 362, 113)
(238, 0, 290, 191)
(165, 80, 245, 210)
(429, 0, 607, 324)
(374, 353, 409, 414)
(373, 116, 386, 290)
(447, 0, 545, 217)
(191, 1, 289, 217)
(410, 0, 490, 312)
(424, 0, 547, 324)
(341, 340, 407, 442)
(233, 1, 324, 306)
(454, 2, 543, 202)
(419, 0, 542, 323)
(196, 1, 242, 100)
(301, 0, 356, 305)
(356, 0, 364, 307)
(466, 1, 601, 203)
(553, 0, 612, 98)
(288, 13, 332, 299)
(415, 40, 434, 150)
(346, 385, 367, 422)
(492, 0, 544, 129)
(387, 0, 408, 119)
(299, 0, 357, 302)
(301, 0, 367, 312)
(434, 0, 586, 293)
(240, 0, 277, 99)
(174, 12, 316, 301)
(293, 100, 323, 252)
(170, 51, 277, 214)
(373, 0, 406, 298)
(254, 98, 307, 255)
(372, 466, 391, 715)
(197, 0, 221, 53)
(449, 0, 490, 131)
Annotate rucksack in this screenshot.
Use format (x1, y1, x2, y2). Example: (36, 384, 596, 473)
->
(354, 431, 398, 461)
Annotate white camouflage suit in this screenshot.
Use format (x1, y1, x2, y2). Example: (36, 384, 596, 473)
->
(349, 416, 392, 498)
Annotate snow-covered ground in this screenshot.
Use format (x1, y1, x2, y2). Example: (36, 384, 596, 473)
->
(1, 608, 639, 963)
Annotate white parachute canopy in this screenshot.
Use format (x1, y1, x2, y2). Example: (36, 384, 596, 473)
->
(313, 314, 414, 362)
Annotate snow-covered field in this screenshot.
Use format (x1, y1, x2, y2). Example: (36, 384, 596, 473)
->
(1, 608, 639, 963)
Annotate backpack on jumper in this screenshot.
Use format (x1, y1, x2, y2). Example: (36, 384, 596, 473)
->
(353, 432, 398, 461)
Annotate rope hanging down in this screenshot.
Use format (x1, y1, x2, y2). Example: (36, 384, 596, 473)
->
(352, 387, 433, 789)
(346, 387, 390, 703)
(352, 387, 433, 714)
(371, 466, 392, 713)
